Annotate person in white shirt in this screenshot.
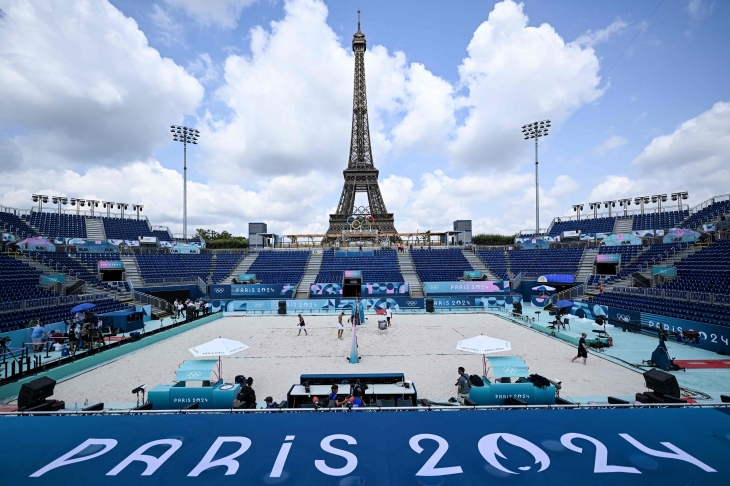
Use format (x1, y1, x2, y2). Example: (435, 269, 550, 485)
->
(337, 312, 345, 339)
(385, 304, 393, 327)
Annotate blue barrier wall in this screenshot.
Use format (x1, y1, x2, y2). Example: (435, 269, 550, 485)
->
(3, 408, 728, 485)
(423, 281, 511, 296)
(209, 284, 296, 299)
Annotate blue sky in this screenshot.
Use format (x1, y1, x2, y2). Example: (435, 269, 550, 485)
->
(1, 0, 728, 236)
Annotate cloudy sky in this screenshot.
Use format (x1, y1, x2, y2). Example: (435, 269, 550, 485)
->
(1, 0, 728, 236)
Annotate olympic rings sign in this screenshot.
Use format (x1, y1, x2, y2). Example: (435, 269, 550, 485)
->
(347, 214, 375, 231)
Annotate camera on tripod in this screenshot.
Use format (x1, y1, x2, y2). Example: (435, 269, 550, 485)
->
(0, 336, 10, 346)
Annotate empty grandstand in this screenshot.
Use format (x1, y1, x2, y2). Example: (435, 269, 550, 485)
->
(508, 248, 584, 278)
(411, 248, 472, 282)
(315, 249, 403, 283)
(246, 251, 310, 284)
(657, 240, 730, 294)
(0, 211, 38, 237)
(22, 212, 87, 238)
(103, 217, 155, 240)
(548, 216, 615, 236)
(477, 250, 509, 280)
(632, 210, 688, 231)
(136, 254, 214, 285)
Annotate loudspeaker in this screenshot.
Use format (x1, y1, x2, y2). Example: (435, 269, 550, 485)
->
(18, 376, 56, 409)
(607, 396, 629, 404)
(643, 369, 680, 398)
(463, 398, 478, 406)
(129, 332, 141, 341)
(635, 393, 650, 403)
(277, 301, 286, 315)
(425, 298, 434, 313)
(721, 395, 730, 403)
(82, 402, 104, 411)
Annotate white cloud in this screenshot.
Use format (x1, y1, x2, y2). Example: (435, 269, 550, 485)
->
(687, 0, 712, 21)
(188, 53, 220, 85)
(593, 135, 628, 156)
(0, 0, 203, 170)
(149, 3, 184, 46)
(448, 0, 604, 171)
(0, 161, 338, 235)
(162, 0, 258, 30)
(574, 18, 628, 47)
(202, 0, 428, 179)
(582, 102, 730, 214)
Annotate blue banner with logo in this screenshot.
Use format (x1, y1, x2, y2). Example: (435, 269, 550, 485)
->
(209, 284, 296, 299)
(99, 261, 124, 270)
(361, 282, 409, 296)
(424, 281, 510, 296)
(596, 254, 621, 263)
(3, 408, 728, 485)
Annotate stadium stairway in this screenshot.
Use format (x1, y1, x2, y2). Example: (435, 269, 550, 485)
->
(295, 252, 322, 299)
(18, 253, 83, 289)
(604, 244, 699, 291)
(462, 249, 499, 280)
(505, 252, 514, 279)
(221, 253, 258, 284)
(397, 251, 424, 297)
(613, 216, 633, 234)
(85, 217, 106, 240)
(121, 254, 144, 288)
(575, 248, 598, 284)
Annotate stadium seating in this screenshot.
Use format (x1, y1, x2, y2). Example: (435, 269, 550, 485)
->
(411, 249, 472, 282)
(507, 248, 584, 277)
(0, 298, 130, 333)
(0, 211, 39, 237)
(587, 292, 730, 328)
(152, 229, 173, 242)
(136, 254, 213, 283)
(0, 254, 54, 302)
(548, 217, 616, 237)
(26, 252, 125, 292)
(657, 240, 730, 295)
(211, 254, 246, 284)
(681, 199, 730, 230)
(315, 249, 403, 283)
(632, 210, 688, 231)
(247, 251, 310, 284)
(601, 243, 689, 285)
(102, 217, 155, 240)
(22, 212, 87, 238)
(477, 250, 509, 280)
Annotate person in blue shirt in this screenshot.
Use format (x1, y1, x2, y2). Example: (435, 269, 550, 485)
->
(264, 396, 276, 408)
(349, 389, 364, 409)
(30, 322, 46, 352)
(328, 385, 347, 407)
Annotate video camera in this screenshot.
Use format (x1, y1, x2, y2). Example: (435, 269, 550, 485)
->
(0, 336, 10, 346)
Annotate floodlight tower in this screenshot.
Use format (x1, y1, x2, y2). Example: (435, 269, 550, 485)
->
(603, 200, 616, 218)
(671, 192, 689, 212)
(522, 120, 550, 234)
(170, 125, 200, 239)
(634, 196, 650, 215)
(32, 194, 49, 212)
(617, 198, 632, 216)
(572, 204, 584, 221)
(651, 194, 668, 214)
(588, 202, 601, 219)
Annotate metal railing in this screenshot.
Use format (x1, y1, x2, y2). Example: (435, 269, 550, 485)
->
(0, 293, 111, 314)
(512, 272, 523, 290)
(551, 284, 585, 304)
(132, 290, 173, 314)
(611, 286, 730, 307)
(197, 276, 208, 294)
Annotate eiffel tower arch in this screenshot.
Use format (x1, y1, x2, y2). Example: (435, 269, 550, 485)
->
(326, 12, 397, 240)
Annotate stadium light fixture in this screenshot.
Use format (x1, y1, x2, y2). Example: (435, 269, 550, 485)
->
(170, 125, 200, 239)
(32, 194, 49, 212)
(102, 201, 115, 218)
(651, 194, 668, 213)
(588, 202, 601, 219)
(603, 200, 616, 218)
(51, 196, 68, 215)
(617, 198, 632, 216)
(634, 196, 650, 215)
(132, 204, 144, 220)
(522, 119, 550, 234)
(572, 204, 584, 221)
(87, 200, 99, 217)
(671, 191, 689, 212)
(116, 203, 129, 219)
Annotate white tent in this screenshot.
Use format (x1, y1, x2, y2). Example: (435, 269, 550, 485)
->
(456, 335, 512, 376)
(189, 337, 249, 380)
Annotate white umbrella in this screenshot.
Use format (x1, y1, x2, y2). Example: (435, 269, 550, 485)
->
(455, 335, 512, 377)
(189, 337, 249, 381)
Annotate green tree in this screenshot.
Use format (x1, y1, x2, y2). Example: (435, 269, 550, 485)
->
(195, 228, 249, 249)
(472, 233, 516, 246)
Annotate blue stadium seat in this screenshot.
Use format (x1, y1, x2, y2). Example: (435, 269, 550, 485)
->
(315, 249, 403, 283)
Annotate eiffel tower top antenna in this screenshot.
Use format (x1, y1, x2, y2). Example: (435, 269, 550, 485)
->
(357, 8, 361, 32)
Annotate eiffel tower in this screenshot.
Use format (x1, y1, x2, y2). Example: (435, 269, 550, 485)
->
(326, 11, 397, 239)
